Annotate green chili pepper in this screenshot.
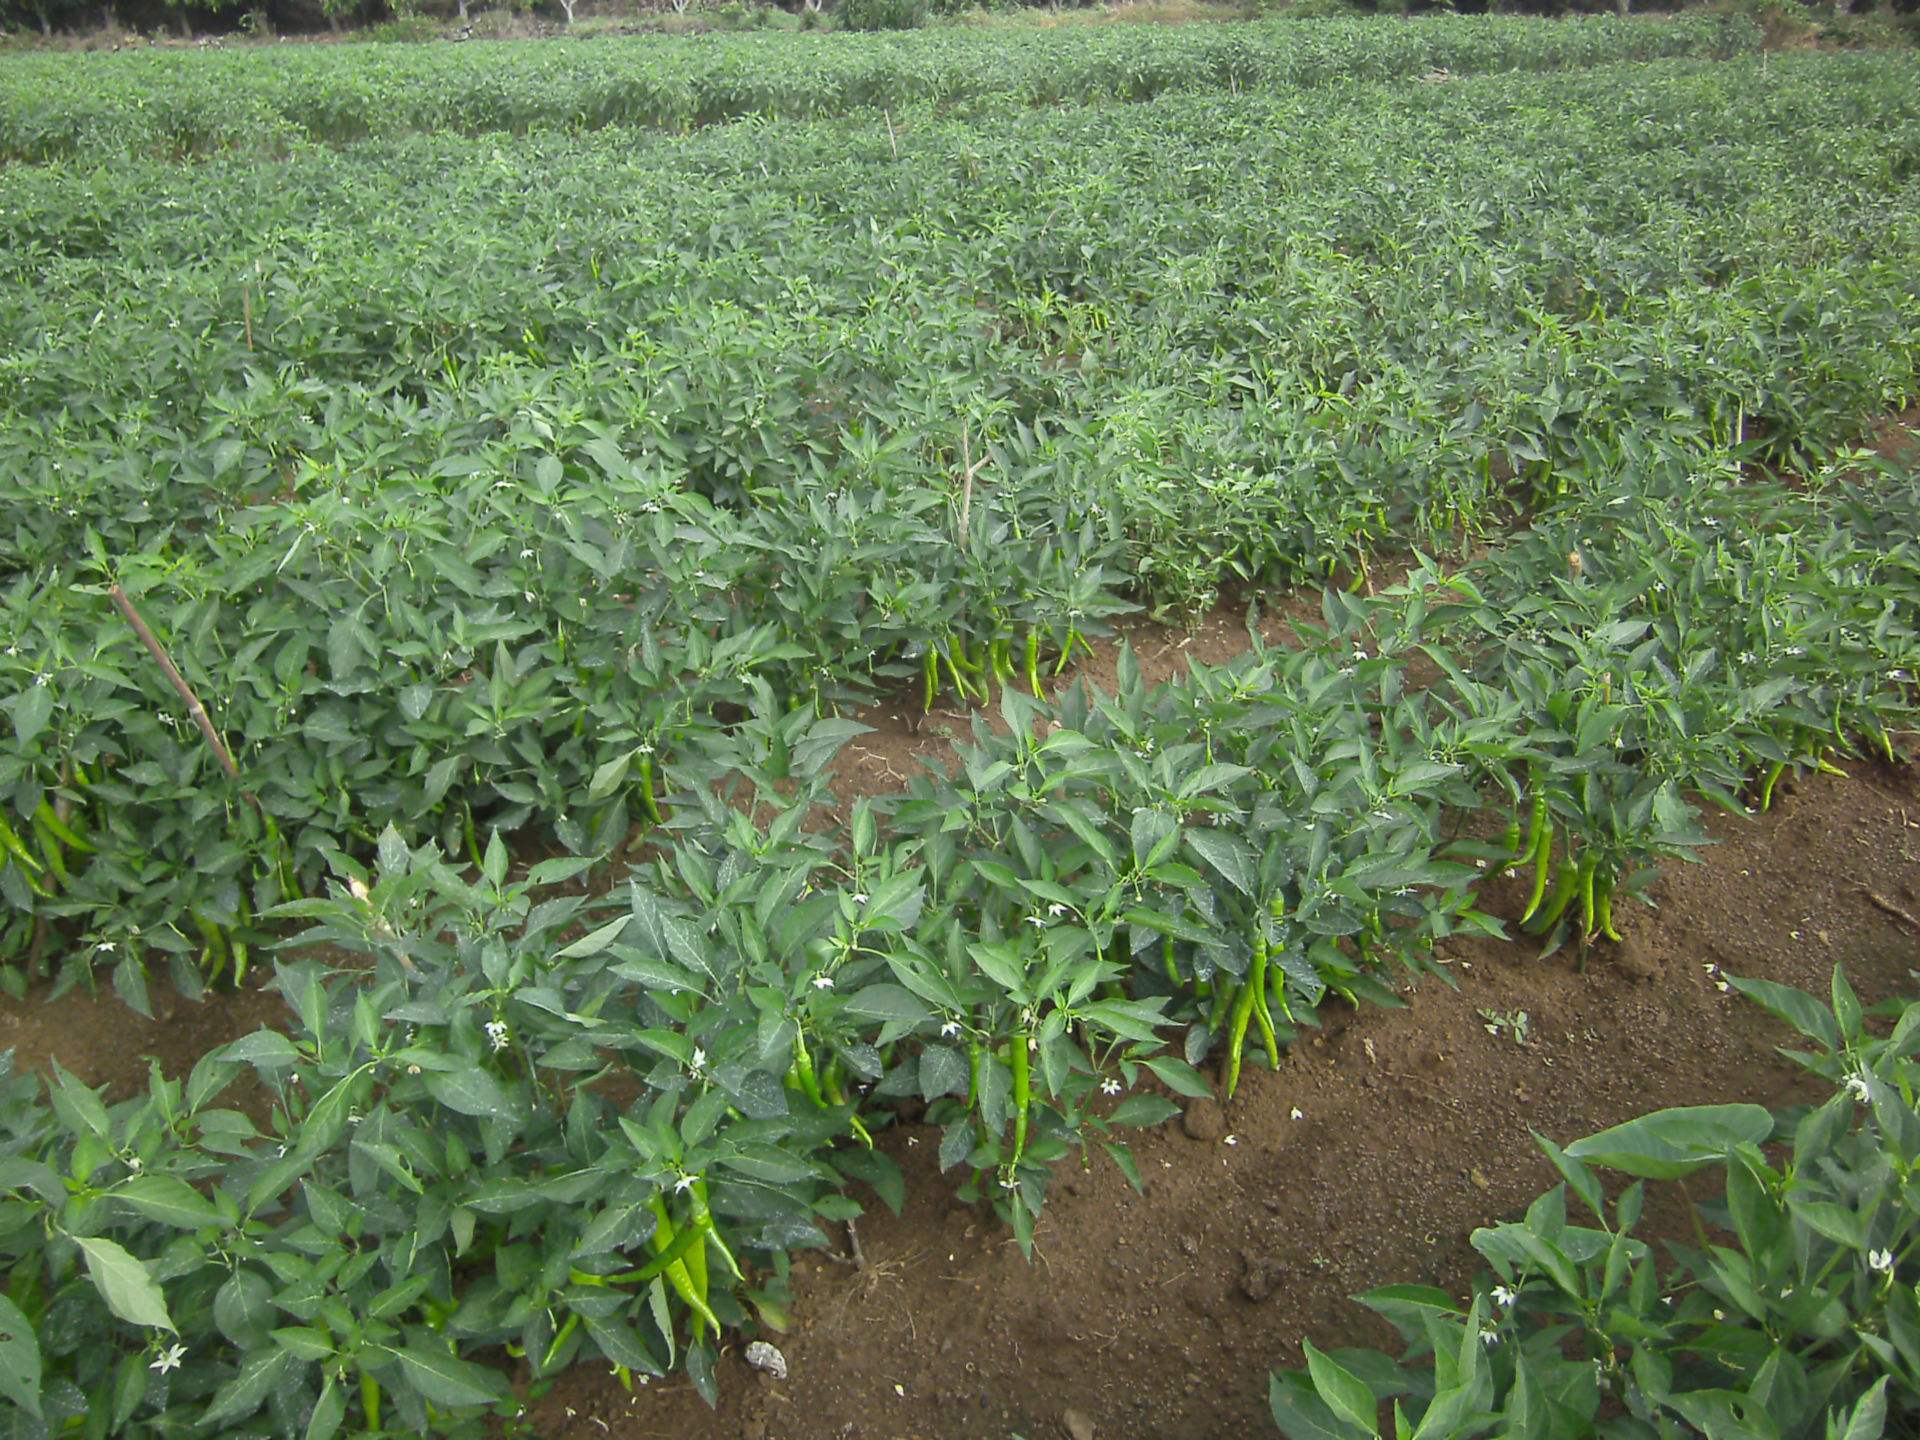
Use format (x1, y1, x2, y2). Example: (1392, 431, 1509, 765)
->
(1761, 759, 1787, 812)
(1009, 1031, 1031, 1165)
(638, 753, 663, 825)
(790, 1031, 826, 1108)
(1224, 970, 1258, 1100)
(541, 1312, 580, 1372)
(30, 816, 68, 884)
(1528, 858, 1581, 935)
(650, 1195, 719, 1338)
(33, 801, 93, 855)
(1593, 868, 1623, 943)
(923, 649, 938, 712)
(942, 643, 974, 703)
(1053, 628, 1081, 676)
(1025, 630, 1042, 698)
(1518, 807, 1553, 925)
(0, 815, 43, 876)
(1249, 936, 1279, 1074)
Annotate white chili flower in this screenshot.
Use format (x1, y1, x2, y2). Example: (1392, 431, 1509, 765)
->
(1845, 1071, 1873, 1104)
(1100, 1078, 1122, 1096)
(1785, 646, 1805, 657)
(1024, 915, 1047, 929)
(126, 1156, 142, 1173)
(690, 1048, 707, 1074)
(940, 1019, 961, 1038)
(811, 975, 834, 991)
(1870, 1248, 1895, 1274)
(485, 1020, 510, 1051)
(1478, 1325, 1500, 1347)
(674, 1173, 696, 1195)
(406, 1063, 422, 1076)
(1891, 669, 1913, 683)
(1047, 902, 1069, 918)
(851, 892, 869, 906)
(1737, 651, 1755, 665)
(95, 941, 116, 954)
(1491, 1284, 1517, 1308)
(519, 548, 534, 559)
(149, 1343, 187, 1375)
(1290, 1107, 1304, 1121)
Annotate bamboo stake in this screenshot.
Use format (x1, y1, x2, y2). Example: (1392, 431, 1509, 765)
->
(109, 584, 242, 785)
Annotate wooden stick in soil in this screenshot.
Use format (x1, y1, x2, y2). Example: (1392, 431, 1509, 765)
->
(1860, 886, 1920, 934)
(956, 423, 988, 553)
(959, 423, 973, 551)
(109, 584, 245, 789)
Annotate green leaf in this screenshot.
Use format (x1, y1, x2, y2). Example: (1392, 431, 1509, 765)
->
(1101, 1139, 1144, 1194)
(918, 1045, 968, 1101)
(1724, 976, 1837, 1051)
(583, 1315, 663, 1377)
(1788, 1198, 1866, 1252)
(1141, 1056, 1211, 1099)
(1302, 1339, 1377, 1434)
(0, 1296, 42, 1419)
(9, 685, 52, 748)
(272, 1327, 336, 1362)
(76, 1237, 174, 1333)
(1837, 1377, 1888, 1440)
(305, 1379, 347, 1440)
(1106, 1094, 1179, 1128)
(1269, 1371, 1364, 1440)
(199, 1348, 295, 1431)
(843, 984, 933, 1024)
(556, 917, 629, 959)
(48, 1063, 110, 1142)
(1564, 1104, 1772, 1179)
(218, 1030, 301, 1069)
(113, 1175, 226, 1229)
(587, 751, 633, 803)
(424, 1066, 520, 1121)
(380, 1338, 511, 1409)
(1184, 829, 1259, 898)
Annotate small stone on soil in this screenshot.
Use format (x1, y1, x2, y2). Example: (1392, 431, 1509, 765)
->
(1062, 1407, 1096, 1440)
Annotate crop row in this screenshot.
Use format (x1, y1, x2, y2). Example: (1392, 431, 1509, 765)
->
(3, 53, 1918, 977)
(0, 14, 1761, 162)
(0, 450, 1914, 1433)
